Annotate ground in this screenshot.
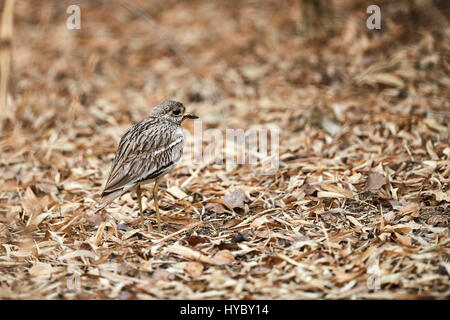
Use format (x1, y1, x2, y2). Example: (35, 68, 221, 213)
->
(0, 0, 449, 299)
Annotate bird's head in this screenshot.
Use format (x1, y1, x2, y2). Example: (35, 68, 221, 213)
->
(151, 100, 198, 125)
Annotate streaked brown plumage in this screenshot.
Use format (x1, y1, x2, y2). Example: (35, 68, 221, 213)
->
(96, 100, 198, 232)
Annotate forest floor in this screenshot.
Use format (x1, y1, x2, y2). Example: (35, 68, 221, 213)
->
(0, 0, 449, 299)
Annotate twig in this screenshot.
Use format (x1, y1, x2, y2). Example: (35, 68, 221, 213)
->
(419, 238, 450, 254)
(152, 221, 203, 244)
(0, 0, 15, 134)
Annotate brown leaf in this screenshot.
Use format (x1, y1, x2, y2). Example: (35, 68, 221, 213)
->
(204, 202, 227, 214)
(204, 199, 234, 212)
(371, 73, 405, 88)
(152, 268, 172, 281)
(22, 187, 40, 216)
(167, 186, 188, 199)
(222, 219, 242, 228)
(262, 255, 284, 267)
(317, 191, 348, 199)
(250, 217, 269, 229)
(398, 203, 419, 217)
(29, 262, 54, 279)
(223, 189, 246, 209)
(184, 262, 204, 278)
(212, 250, 235, 265)
(365, 172, 386, 192)
(395, 232, 411, 246)
(184, 235, 209, 246)
(431, 190, 450, 202)
(320, 183, 354, 199)
(166, 245, 215, 264)
(87, 212, 106, 226)
(35, 183, 58, 194)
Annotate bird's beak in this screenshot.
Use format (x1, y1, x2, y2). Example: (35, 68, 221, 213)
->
(183, 113, 199, 120)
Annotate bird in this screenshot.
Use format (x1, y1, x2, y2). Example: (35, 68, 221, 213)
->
(95, 100, 198, 232)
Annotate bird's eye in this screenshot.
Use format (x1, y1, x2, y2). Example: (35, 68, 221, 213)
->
(172, 109, 181, 116)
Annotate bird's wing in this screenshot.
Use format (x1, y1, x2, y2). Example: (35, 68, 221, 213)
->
(101, 118, 184, 196)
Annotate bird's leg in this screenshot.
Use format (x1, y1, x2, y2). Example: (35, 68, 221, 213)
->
(153, 178, 162, 233)
(136, 184, 145, 228)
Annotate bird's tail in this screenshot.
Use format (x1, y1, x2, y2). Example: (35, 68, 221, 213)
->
(94, 189, 125, 213)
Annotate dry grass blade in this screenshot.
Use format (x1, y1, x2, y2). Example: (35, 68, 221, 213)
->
(0, 0, 15, 133)
(165, 244, 214, 264)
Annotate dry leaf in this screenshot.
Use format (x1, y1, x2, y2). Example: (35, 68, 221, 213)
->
(166, 245, 214, 264)
(184, 262, 204, 278)
(205, 199, 234, 212)
(167, 186, 188, 199)
(204, 202, 227, 214)
(58, 250, 98, 261)
(152, 268, 172, 281)
(29, 262, 54, 279)
(250, 217, 269, 229)
(22, 187, 40, 216)
(346, 215, 362, 227)
(395, 233, 411, 246)
(212, 250, 235, 265)
(223, 189, 246, 209)
(372, 73, 405, 88)
(365, 173, 386, 192)
(431, 190, 450, 202)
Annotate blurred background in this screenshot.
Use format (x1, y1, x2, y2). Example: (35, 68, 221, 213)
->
(2, 0, 449, 131)
(1, 0, 449, 171)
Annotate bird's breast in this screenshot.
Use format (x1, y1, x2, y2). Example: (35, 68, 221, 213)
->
(173, 127, 185, 140)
